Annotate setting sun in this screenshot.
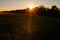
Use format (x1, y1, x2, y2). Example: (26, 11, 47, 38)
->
(28, 5, 34, 10)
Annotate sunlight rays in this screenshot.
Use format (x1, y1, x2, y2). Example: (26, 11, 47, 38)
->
(29, 9, 41, 23)
(29, 5, 33, 10)
(22, 11, 33, 40)
(22, 7, 40, 40)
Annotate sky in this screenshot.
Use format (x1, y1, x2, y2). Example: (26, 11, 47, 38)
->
(0, 0, 60, 11)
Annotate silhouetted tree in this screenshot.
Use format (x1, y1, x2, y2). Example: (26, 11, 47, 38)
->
(35, 5, 60, 17)
(47, 5, 60, 17)
(36, 5, 47, 16)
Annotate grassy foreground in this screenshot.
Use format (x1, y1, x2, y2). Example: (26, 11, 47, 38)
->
(0, 13, 60, 40)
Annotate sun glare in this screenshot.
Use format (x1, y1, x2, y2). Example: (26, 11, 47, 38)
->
(29, 5, 34, 10)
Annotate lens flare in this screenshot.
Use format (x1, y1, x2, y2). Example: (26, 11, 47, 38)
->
(29, 5, 34, 10)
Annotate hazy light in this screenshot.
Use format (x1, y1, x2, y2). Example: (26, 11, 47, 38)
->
(28, 5, 34, 10)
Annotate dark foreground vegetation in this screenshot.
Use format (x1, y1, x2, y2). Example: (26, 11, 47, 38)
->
(0, 5, 60, 40)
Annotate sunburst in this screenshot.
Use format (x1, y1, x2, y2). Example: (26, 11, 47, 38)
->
(28, 5, 34, 10)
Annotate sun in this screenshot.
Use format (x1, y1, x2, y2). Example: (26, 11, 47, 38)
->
(29, 5, 34, 10)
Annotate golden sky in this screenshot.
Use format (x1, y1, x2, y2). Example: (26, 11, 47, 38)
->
(0, 0, 60, 11)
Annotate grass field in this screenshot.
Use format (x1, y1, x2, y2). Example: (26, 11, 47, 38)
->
(0, 13, 60, 40)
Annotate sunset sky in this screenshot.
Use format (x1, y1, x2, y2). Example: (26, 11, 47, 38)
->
(0, 0, 60, 11)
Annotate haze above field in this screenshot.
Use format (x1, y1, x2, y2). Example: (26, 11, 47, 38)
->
(0, 0, 60, 11)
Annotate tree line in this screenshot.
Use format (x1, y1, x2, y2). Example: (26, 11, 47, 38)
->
(2, 5, 60, 17)
(33, 5, 60, 17)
